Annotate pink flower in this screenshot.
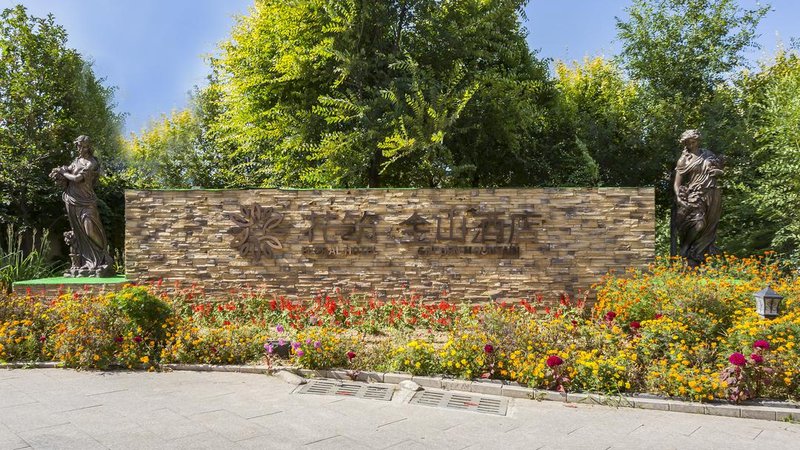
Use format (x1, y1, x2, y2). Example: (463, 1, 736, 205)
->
(604, 311, 617, 322)
(753, 340, 770, 350)
(296, 349, 305, 357)
(314, 341, 322, 349)
(546, 355, 564, 368)
(264, 343, 274, 354)
(275, 324, 285, 333)
(346, 351, 356, 361)
(729, 352, 747, 367)
(484, 344, 494, 354)
(750, 353, 764, 364)
(629, 321, 641, 331)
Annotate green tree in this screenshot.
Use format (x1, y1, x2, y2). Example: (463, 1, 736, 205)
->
(207, 0, 595, 189)
(616, 0, 769, 254)
(617, 0, 768, 101)
(555, 57, 652, 187)
(126, 103, 222, 189)
(0, 6, 123, 234)
(724, 52, 800, 263)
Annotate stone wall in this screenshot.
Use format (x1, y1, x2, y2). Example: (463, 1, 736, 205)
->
(125, 188, 654, 301)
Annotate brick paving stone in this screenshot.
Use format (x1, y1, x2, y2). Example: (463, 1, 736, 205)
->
(1, 369, 800, 449)
(16, 423, 105, 450)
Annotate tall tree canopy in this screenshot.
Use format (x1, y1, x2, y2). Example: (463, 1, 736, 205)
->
(617, 0, 769, 101)
(555, 57, 651, 187)
(616, 0, 769, 170)
(615, 0, 770, 254)
(124, 87, 224, 190)
(0, 5, 123, 232)
(720, 52, 800, 264)
(204, 0, 596, 189)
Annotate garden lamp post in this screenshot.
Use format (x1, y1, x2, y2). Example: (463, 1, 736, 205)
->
(754, 285, 783, 319)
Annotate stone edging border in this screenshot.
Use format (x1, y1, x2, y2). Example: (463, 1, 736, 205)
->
(3, 362, 798, 422)
(289, 368, 800, 422)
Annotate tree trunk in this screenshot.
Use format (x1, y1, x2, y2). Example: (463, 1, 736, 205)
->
(367, 147, 382, 188)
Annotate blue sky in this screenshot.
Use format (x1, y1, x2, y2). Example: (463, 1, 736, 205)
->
(3, 1, 796, 135)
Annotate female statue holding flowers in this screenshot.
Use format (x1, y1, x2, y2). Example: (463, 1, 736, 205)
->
(50, 135, 114, 277)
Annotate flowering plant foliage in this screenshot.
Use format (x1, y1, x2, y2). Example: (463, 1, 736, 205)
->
(289, 327, 356, 369)
(44, 288, 167, 369)
(390, 339, 439, 375)
(3, 255, 800, 403)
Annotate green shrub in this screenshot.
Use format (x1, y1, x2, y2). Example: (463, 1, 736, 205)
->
(109, 286, 172, 340)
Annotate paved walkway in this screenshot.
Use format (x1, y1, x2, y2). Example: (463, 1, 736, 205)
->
(0, 369, 798, 449)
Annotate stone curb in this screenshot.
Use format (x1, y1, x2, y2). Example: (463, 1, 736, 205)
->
(162, 363, 273, 374)
(279, 367, 800, 422)
(0, 361, 63, 369)
(3, 363, 798, 422)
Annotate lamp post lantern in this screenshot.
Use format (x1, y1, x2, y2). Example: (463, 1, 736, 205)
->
(754, 285, 783, 319)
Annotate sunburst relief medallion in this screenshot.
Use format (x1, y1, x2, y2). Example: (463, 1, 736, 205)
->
(226, 203, 284, 260)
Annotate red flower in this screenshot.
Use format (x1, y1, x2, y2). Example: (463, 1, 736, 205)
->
(114, 336, 124, 343)
(484, 344, 494, 354)
(546, 355, 564, 368)
(629, 321, 641, 331)
(654, 313, 663, 320)
(133, 336, 143, 343)
(604, 311, 617, 322)
(753, 340, 770, 350)
(346, 351, 356, 361)
(728, 352, 747, 367)
(750, 353, 764, 364)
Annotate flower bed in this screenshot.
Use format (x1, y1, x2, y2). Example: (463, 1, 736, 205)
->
(2, 255, 799, 404)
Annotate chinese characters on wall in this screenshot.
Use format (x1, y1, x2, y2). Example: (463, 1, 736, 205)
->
(227, 203, 538, 259)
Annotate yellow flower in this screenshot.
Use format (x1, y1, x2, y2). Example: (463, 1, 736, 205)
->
(140, 356, 149, 364)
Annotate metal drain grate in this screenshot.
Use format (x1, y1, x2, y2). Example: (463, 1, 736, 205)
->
(296, 379, 393, 401)
(409, 390, 508, 416)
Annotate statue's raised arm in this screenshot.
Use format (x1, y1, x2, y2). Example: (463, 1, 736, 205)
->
(51, 135, 114, 277)
(674, 129, 723, 268)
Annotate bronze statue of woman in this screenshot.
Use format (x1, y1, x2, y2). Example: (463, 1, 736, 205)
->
(673, 129, 723, 267)
(50, 135, 115, 277)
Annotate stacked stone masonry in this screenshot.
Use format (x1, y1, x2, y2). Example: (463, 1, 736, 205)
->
(125, 188, 655, 301)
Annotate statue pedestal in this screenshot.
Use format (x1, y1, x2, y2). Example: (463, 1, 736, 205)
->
(12, 275, 128, 297)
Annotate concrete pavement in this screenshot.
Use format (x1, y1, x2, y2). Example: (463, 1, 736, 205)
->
(0, 369, 798, 449)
